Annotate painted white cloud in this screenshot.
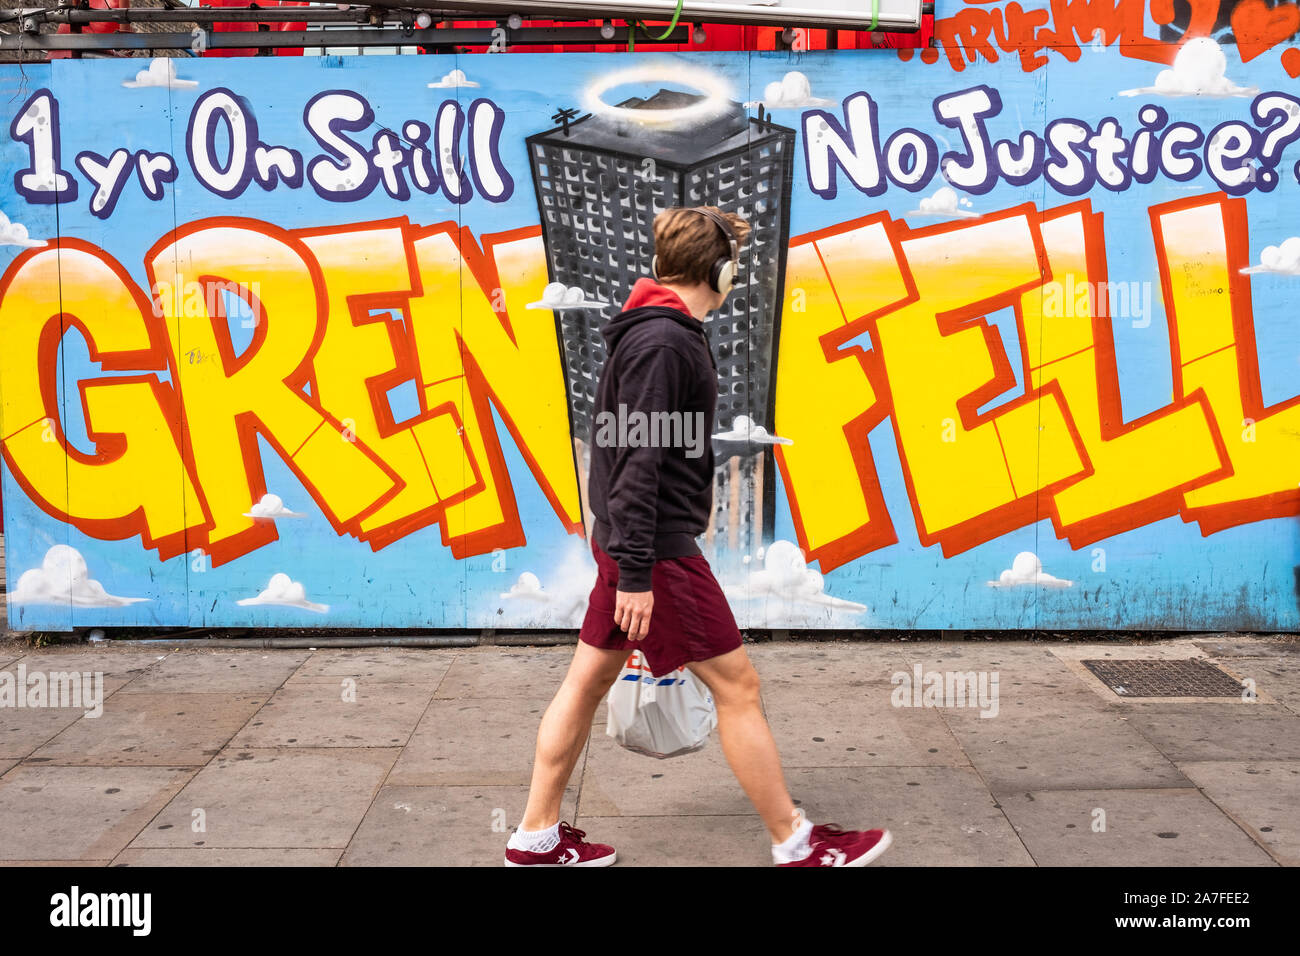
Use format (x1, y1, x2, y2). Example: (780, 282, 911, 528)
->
(11, 545, 147, 607)
(714, 414, 792, 445)
(724, 540, 867, 612)
(1241, 236, 1300, 276)
(123, 57, 199, 90)
(909, 186, 979, 219)
(1119, 37, 1257, 98)
(744, 71, 833, 109)
(526, 281, 608, 311)
(500, 571, 548, 602)
(495, 544, 594, 627)
(244, 493, 305, 520)
(237, 573, 329, 614)
(987, 551, 1073, 589)
(428, 69, 479, 89)
(494, 538, 866, 629)
(0, 211, 46, 248)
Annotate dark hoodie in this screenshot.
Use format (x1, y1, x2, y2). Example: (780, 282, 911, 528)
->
(588, 278, 718, 592)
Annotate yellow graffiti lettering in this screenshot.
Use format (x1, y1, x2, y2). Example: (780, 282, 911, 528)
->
(774, 218, 907, 570)
(299, 221, 473, 547)
(0, 243, 202, 559)
(407, 226, 580, 555)
(146, 222, 400, 564)
(873, 209, 1089, 555)
(1154, 196, 1300, 534)
(1021, 204, 1227, 546)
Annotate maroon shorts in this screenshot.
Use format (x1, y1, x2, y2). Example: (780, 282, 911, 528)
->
(578, 540, 743, 678)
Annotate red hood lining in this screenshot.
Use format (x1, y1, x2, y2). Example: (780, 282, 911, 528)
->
(622, 277, 691, 315)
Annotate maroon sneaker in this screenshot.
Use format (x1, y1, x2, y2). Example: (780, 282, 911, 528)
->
(778, 824, 893, 867)
(504, 822, 617, 867)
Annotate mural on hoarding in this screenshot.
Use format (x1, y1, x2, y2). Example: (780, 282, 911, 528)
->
(1, 0, 1298, 632)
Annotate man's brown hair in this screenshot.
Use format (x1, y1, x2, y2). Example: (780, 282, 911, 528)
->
(652, 206, 751, 286)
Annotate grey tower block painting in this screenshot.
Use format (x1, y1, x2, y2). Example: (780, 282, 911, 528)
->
(526, 88, 796, 560)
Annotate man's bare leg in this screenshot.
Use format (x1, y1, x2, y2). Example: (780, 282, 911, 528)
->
(686, 646, 799, 844)
(519, 640, 628, 831)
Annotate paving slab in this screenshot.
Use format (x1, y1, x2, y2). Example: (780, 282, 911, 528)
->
(1179, 761, 1300, 866)
(432, 647, 571, 699)
(0, 765, 195, 861)
(0, 702, 106, 760)
(1195, 638, 1300, 659)
(901, 642, 1077, 669)
(9, 651, 166, 691)
(129, 747, 400, 849)
(902, 645, 1115, 716)
(784, 766, 1035, 866)
(112, 848, 342, 866)
(761, 680, 968, 768)
(30, 693, 266, 766)
(1220, 659, 1300, 713)
(1049, 641, 1213, 662)
(287, 649, 456, 686)
(0, 638, 1290, 867)
(1121, 704, 1300, 761)
(746, 642, 912, 685)
(230, 683, 431, 749)
(115, 650, 310, 694)
(571, 814, 773, 867)
(940, 708, 1190, 795)
(0, 859, 111, 866)
(999, 788, 1277, 866)
(387, 697, 562, 786)
(578, 730, 752, 817)
(340, 784, 579, 866)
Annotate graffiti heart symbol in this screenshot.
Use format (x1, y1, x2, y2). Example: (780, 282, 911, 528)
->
(1231, 0, 1300, 63)
(1283, 47, 1300, 78)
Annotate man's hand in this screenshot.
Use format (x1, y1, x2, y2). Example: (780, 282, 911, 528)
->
(614, 589, 654, 641)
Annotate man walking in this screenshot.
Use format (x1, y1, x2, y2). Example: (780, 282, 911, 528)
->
(504, 206, 892, 867)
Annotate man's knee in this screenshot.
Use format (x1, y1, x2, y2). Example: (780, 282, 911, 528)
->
(707, 661, 762, 709)
(580, 671, 620, 705)
(565, 651, 625, 704)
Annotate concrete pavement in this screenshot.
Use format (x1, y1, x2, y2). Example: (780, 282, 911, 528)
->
(0, 634, 1295, 866)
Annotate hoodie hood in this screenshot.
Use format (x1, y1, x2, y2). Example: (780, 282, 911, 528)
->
(601, 278, 708, 354)
(623, 277, 691, 314)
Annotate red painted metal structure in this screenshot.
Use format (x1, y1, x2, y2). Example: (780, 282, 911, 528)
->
(49, 0, 122, 58)
(431, 17, 933, 52)
(184, 4, 932, 56)
(202, 0, 309, 56)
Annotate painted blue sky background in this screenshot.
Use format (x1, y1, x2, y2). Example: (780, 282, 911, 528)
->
(1, 48, 1297, 631)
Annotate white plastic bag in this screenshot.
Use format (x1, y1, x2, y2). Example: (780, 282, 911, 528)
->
(605, 650, 717, 759)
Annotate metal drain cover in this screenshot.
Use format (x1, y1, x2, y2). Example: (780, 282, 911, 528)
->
(1081, 659, 1245, 698)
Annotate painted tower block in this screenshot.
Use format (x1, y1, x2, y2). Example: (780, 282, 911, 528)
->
(526, 90, 795, 562)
